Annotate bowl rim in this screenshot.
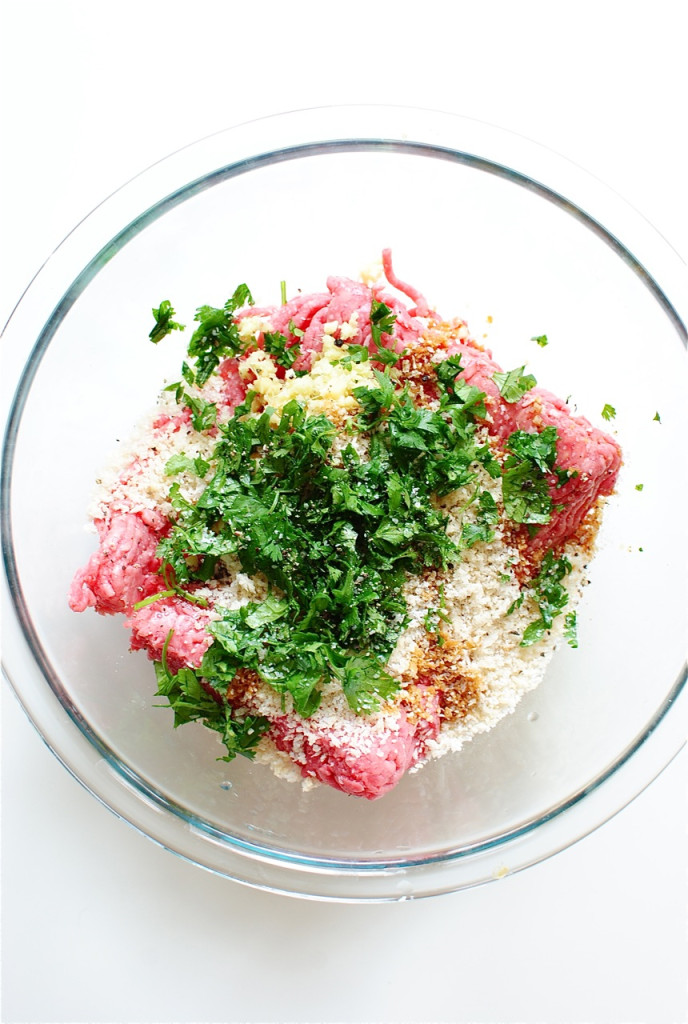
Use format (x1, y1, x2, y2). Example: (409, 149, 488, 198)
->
(2, 104, 687, 900)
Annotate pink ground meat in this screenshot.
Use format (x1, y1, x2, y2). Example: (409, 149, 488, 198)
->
(126, 597, 214, 674)
(270, 688, 440, 799)
(69, 511, 165, 616)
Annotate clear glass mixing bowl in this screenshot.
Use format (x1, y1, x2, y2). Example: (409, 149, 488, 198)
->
(2, 106, 686, 900)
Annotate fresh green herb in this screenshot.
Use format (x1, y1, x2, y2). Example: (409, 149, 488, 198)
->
(653, 411, 661, 423)
(165, 453, 211, 478)
(424, 584, 451, 645)
(188, 284, 254, 385)
(517, 550, 574, 646)
(531, 334, 548, 347)
(338, 344, 370, 367)
(601, 403, 616, 422)
(280, 280, 287, 305)
(563, 611, 578, 648)
(133, 589, 176, 610)
(369, 299, 397, 346)
(460, 489, 499, 548)
(369, 300, 400, 365)
(149, 300, 185, 344)
(492, 366, 537, 404)
(501, 426, 559, 526)
(635, 483, 644, 491)
(505, 426, 558, 474)
(182, 392, 218, 433)
(263, 331, 301, 370)
(154, 632, 270, 760)
(502, 462, 552, 526)
(554, 466, 578, 488)
(435, 355, 487, 418)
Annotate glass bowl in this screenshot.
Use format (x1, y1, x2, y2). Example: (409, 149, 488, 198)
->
(2, 106, 686, 901)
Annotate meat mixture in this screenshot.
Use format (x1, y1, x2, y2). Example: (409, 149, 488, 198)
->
(69, 251, 622, 799)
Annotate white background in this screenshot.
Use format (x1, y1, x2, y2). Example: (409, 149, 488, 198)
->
(1, 2, 686, 1022)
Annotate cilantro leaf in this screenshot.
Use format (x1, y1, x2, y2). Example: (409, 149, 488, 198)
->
(501, 461, 552, 525)
(369, 299, 397, 345)
(336, 654, 400, 714)
(181, 392, 218, 433)
(601, 403, 616, 421)
(338, 344, 369, 367)
(460, 489, 499, 548)
(501, 426, 559, 527)
(434, 355, 464, 403)
(492, 366, 537, 403)
(165, 452, 210, 478)
(518, 550, 573, 646)
(154, 636, 270, 761)
(435, 356, 487, 419)
(188, 284, 254, 385)
(369, 300, 399, 364)
(149, 300, 185, 344)
(531, 334, 548, 347)
(264, 330, 301, 370)
(506, 426, 558, 474)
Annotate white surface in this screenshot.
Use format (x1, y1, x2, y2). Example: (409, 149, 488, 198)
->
(1, 2, 686, 1022)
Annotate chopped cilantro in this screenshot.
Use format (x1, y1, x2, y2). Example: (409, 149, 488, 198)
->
(337, 654, 400, 715)
(517, 550, 574, 646)
(460, 488, 499, 548)
(154, 350, 503, 734)
(338, 344, 370, 367)
(370, 299, 397, 346)
(601, 403, 616, 421)
(653, 411, 661, 423)
(563, 611, 578, 648)
(635, 483, 644, 491)
(435, 356, 487, 420)
(369, 300, 400, 364)
(149, 300, 185, 344)
(188, 284, 254, 385)
(181, 392, 218, 433)
(501, 426, 559, 526)
(506, 426, 558, 474)
(133, 589, 176, 610)
(502, 461, 552, 526)
(154, 632, 270, 760)
(164, 453, 211, 478)
(492, 366, 537, 403)
(264, 330, 301, 370)
(531, 334, 548, 347)
(424, 584, 451, 645)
